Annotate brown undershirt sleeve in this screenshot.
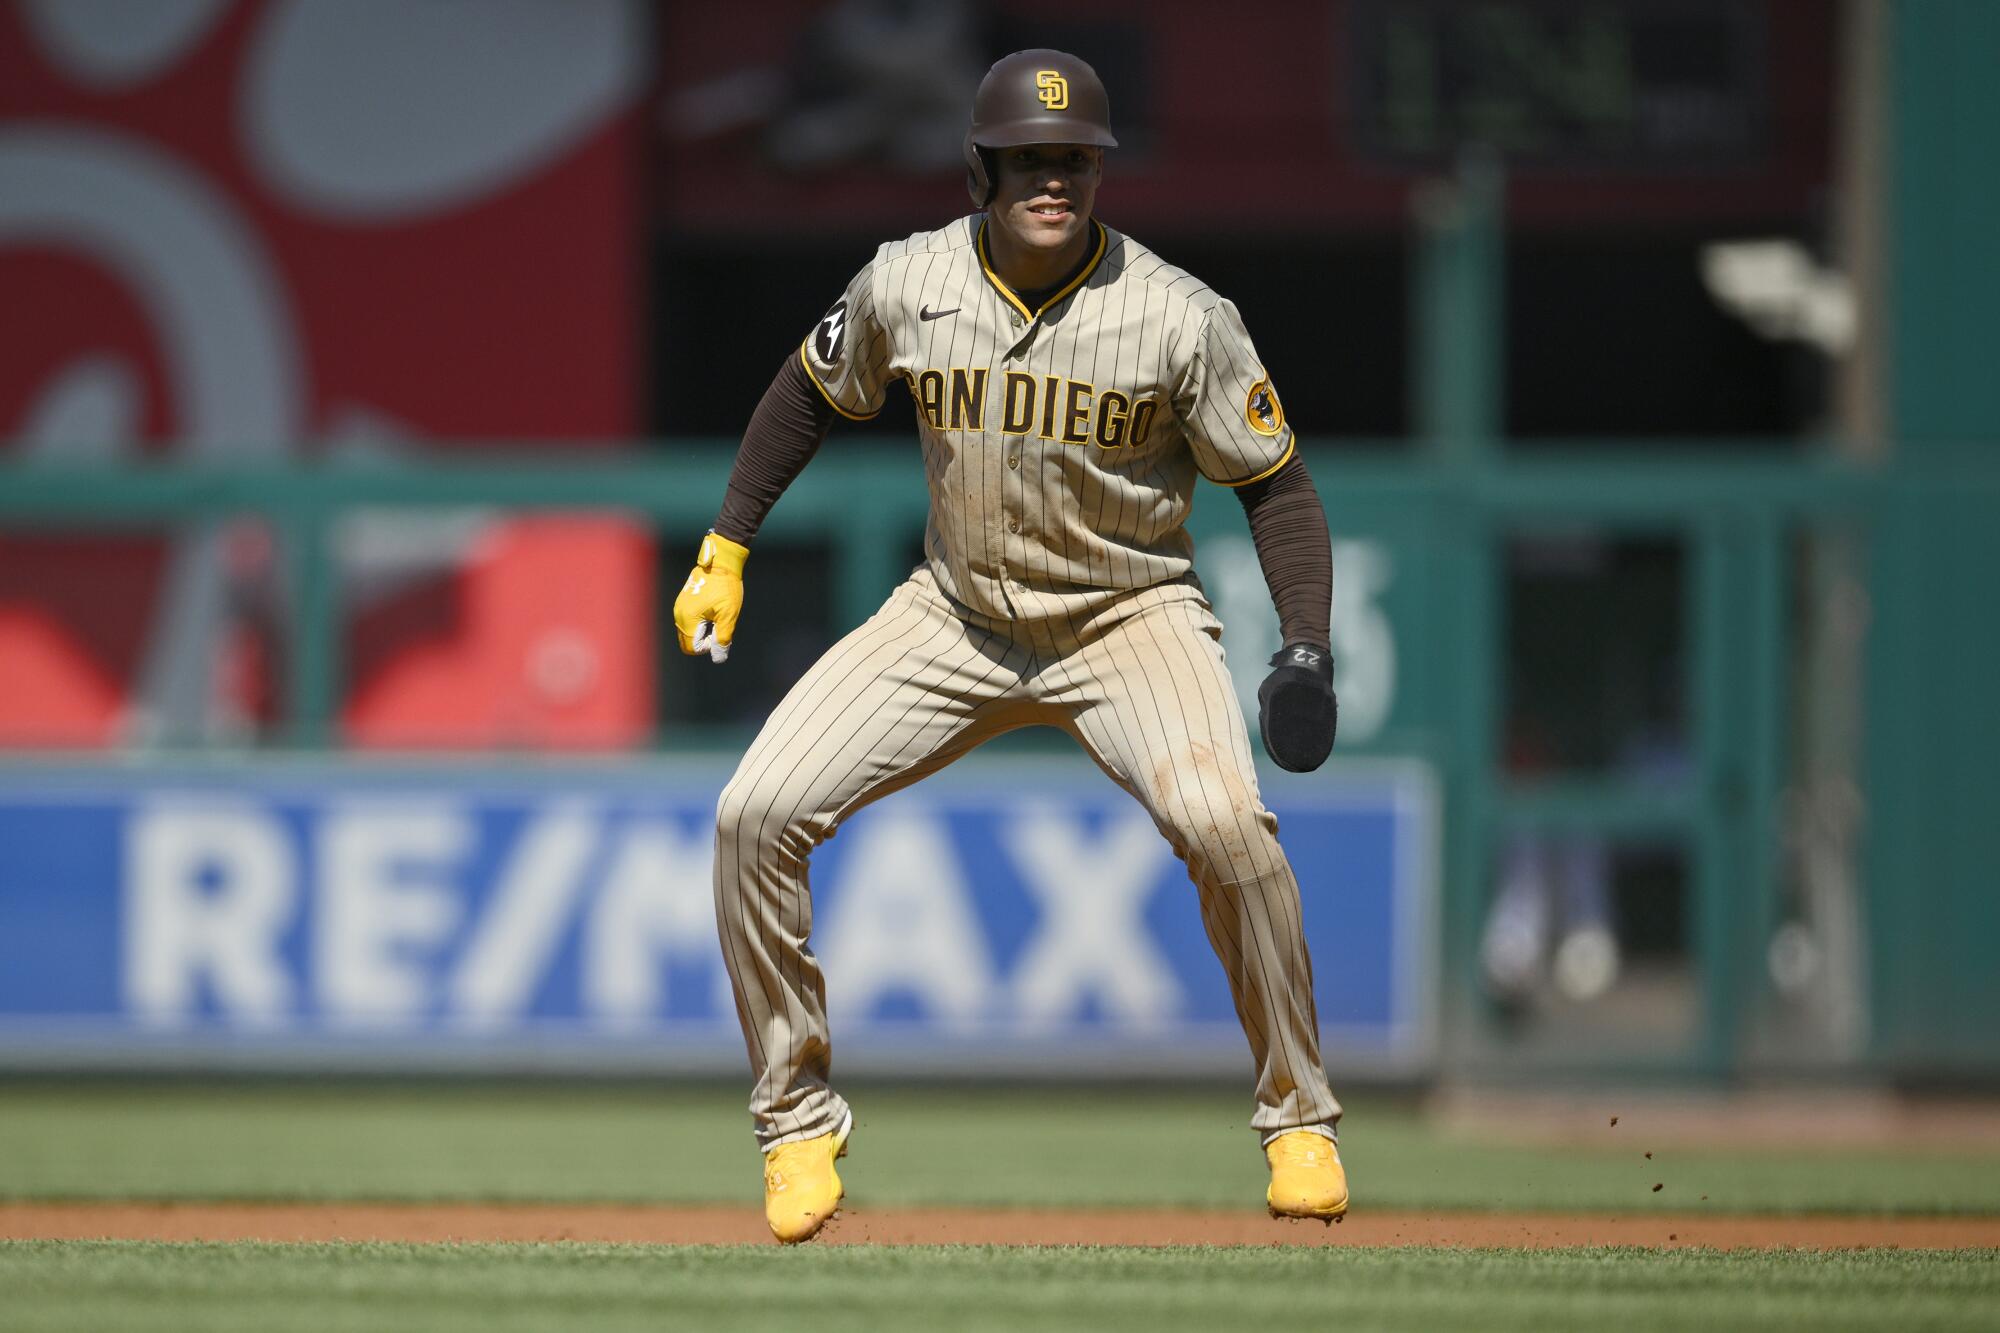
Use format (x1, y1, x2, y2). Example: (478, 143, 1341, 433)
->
(1234, 453, 1333, 652)
(711, 354, 837, 546)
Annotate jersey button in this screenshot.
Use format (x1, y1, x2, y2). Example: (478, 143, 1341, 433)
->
(1007, 519, 1021, 533)
(1010, 314, 1023, 329)
(1007, 455, 1019, 469)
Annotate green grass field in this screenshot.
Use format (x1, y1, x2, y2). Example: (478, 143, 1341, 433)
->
(3, 1081, 1996, 1214)
(3, 1242, 1995, 1333)
(2, 1081, 1996, 1331)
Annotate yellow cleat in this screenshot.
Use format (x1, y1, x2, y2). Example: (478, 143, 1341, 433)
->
(1265, 1130, 1348, 1223)
(762, 1111, 852, 1243)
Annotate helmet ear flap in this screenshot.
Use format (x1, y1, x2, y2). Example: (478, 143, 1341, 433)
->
(963, 138, 996, 208)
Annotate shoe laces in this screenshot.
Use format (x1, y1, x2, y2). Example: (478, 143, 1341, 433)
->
(1270, 1133, 1337, 1171)
(763, 1138, 824, 1192)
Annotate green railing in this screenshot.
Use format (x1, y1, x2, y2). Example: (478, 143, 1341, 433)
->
(0, 452, 923, 747)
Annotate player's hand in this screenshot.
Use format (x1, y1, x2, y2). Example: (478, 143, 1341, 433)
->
(1257, 642, 1337, 773)
(672, 531, 750, 663)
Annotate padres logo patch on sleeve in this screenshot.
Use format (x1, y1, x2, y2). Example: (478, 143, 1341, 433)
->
(1245, 378, 1285, 436)
(813, 298, 849, 365)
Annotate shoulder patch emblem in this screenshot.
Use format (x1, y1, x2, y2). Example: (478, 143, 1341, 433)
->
(1245, 378, 1285, 437)
(814, 299, 849, 365)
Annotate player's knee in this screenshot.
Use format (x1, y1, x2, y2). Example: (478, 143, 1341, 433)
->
(1151, 752, 1275, 878)
(715, 774, 775, 846)
(716, 773, 817, 864)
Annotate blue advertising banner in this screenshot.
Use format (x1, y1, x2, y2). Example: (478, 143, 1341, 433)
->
(0, 758, 1435, 1074)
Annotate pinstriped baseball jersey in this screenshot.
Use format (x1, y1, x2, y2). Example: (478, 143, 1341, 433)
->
(800, 215, 1294, 623)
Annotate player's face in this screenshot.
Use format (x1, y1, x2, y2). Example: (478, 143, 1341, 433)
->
(989, 143, 1102, 255)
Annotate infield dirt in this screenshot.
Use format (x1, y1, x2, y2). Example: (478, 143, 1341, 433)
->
(5, 1202, 1996, 1249)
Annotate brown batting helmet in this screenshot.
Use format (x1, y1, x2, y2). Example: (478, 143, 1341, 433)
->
(963, 49, 1118, 208)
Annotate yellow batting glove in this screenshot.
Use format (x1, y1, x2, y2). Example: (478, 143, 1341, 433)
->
(672, 531, 749, 663)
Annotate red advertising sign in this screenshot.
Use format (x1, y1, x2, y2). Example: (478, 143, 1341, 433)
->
(0, 1, 650, 747)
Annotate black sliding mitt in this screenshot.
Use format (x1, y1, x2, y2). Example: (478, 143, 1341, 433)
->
(1257, 642, 1338, 773)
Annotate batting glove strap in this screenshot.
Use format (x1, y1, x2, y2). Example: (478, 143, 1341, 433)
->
(1257, 642, 1337, 773)
(696, 531, 750, 575)
(673, 531, 751, 662)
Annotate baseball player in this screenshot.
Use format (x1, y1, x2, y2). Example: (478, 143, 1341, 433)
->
(676, 49, 1346, 1243)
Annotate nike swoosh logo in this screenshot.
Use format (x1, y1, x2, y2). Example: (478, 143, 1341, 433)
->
(919, 305, 961, 321)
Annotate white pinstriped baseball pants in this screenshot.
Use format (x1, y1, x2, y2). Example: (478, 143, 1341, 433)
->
(713, 566, 1342, 1150)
